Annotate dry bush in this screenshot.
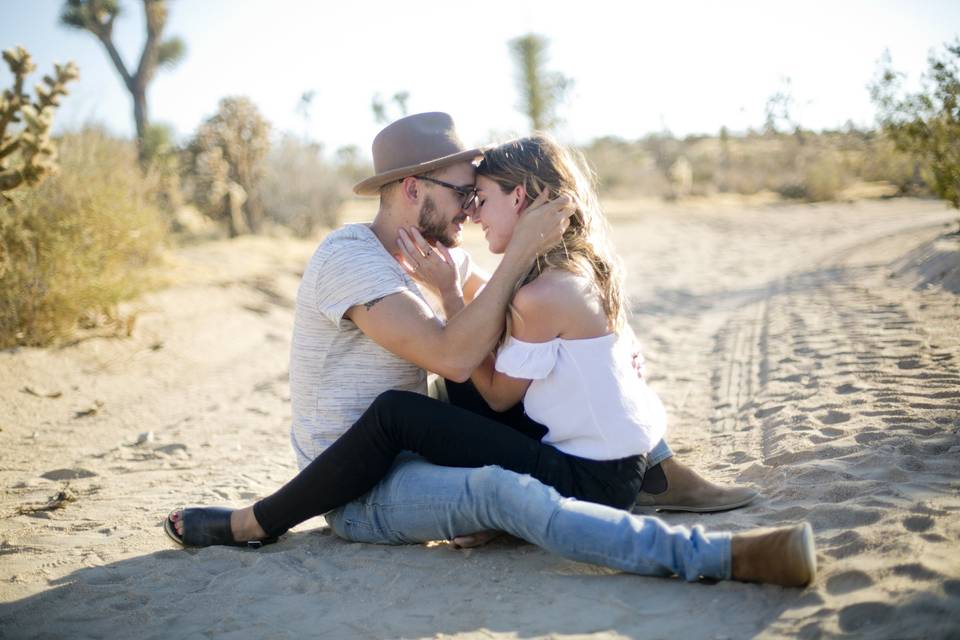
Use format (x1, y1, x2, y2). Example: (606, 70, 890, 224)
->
(0, 128, 166, 347)
(581, 136, 669, 197)
(581, 129, 919, 203)
(259, 135, 346, 236)
(184, 96, 270, 236)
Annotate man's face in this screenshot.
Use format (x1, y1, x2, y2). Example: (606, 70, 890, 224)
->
(416, 162, 476, 248)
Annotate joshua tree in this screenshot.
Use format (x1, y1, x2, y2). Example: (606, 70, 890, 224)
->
(508, 33, 571, 132)
(60, 0, 185, 166)
(371, 91, 410, 124)
(0, 46, 79, 196)
(871, 41, 960, 227)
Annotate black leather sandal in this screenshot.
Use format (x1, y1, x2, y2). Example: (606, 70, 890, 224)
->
(164, 507, 278, 549)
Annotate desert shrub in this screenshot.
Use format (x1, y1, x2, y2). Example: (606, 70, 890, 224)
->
(260, 135, 346, 236)
(581, 128, 925, 202)
(872, 41, 960, 216)
(857, 135, 919, 192)
(776, 148, 845, 201)
(0, 129, 166, 347)
(184, 96, 270, 236)
(580, 136, 668, 197)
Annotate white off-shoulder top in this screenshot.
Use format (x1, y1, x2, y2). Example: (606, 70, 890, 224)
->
(495, 332, 666, 460)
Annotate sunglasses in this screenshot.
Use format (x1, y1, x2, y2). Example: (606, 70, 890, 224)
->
(413, 175, 479, 210)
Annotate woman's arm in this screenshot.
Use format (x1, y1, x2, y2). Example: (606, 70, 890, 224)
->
(469, 278, 566, 411)
(469, 353, 530, 412)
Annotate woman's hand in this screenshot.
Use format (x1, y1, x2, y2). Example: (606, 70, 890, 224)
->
(397, 227, 462, 298)
(505, 191, 574, 260)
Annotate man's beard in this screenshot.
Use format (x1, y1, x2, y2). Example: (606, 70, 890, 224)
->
(417, 195, 462, 248)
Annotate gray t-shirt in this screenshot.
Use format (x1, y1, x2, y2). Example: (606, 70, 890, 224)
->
(289, 223, 471, 470)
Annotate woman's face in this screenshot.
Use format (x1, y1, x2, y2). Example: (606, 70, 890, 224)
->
(473, 175, 523, 254)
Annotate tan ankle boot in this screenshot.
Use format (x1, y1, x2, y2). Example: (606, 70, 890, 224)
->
(634, 458, 759, 513)
(731, 522, 817, 587)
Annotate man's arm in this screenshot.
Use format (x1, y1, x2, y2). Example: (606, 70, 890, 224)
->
(349, 193, 572, 382)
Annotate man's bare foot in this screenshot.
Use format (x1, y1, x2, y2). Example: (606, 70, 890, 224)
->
(633, 457, 759, 513)
(451, 530, 502, 549)
(170, 506, 267, 542)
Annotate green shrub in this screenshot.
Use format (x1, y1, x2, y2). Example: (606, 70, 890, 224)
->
(872, 41, 960, 212)
(0, 129, 166, 347)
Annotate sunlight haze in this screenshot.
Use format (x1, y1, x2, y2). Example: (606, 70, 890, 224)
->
(3, 0, 958, 157)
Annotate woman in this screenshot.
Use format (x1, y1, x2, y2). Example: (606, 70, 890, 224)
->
(164, 137, 814, 589)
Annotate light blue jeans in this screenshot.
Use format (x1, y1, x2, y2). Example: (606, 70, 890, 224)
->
(325, 443, 732, 582)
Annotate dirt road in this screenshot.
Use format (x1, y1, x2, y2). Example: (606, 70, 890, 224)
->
(1, 198, 958, 639)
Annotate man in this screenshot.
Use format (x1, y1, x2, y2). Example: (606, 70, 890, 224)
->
(197, 112, 813, 585)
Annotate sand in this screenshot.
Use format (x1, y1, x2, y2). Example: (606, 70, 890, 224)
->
(1, 197, 958, 639)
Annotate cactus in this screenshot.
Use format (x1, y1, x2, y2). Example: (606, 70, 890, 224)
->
(185, 96, 270, 236)
(0, 46, 79, 195)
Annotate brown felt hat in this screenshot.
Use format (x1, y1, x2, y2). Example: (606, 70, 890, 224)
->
(352, 112, 482, 196)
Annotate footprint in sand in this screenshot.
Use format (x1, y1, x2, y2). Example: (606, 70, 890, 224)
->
(897, 358, 923, 370)
(818, 409, 851, 425)
(902, 515, 935, 533)
(823, 531, 867, 560)
(41, 468, 97, 480)
(928, 390, 960, 400)
(834, 383, 863, 394)
(84, 568, 129, 586)
(921, 533, 947, 543)
(154, 443, 188, 456)
(838, 602, 895, 633)
(809, 505, 882, 531)
(826, 570, 873, 595)
(778, 373, 805, 382)
(944, 580, 960, 598)
(104, 593, 149, 611)
(892, 563, 942, 581)
(854, 431, 888, 445)
(754, 405, 784, 419)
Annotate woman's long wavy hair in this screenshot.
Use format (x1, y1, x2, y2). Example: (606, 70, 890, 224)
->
(476, 134, 626, 342)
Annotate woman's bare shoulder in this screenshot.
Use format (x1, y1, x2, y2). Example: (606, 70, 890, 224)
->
(514, 270, 584, 309)
(512, 270, 599, 340)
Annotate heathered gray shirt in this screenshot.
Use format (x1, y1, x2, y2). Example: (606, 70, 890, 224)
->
(289, 223, 471, 470)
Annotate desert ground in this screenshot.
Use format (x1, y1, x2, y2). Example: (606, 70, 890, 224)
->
(1, 196, 958, 639)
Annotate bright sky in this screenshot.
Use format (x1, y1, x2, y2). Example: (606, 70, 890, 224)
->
(3, 0, 958, 158)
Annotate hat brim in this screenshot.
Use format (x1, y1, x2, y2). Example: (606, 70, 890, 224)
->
(352, 147, 484, 196)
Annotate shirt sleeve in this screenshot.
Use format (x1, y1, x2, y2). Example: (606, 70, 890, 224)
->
(313, 242, 409, 329)
(495, 337, 560, 380)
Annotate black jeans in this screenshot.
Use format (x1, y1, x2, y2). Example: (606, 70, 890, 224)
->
(253, 385, 647, 538)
